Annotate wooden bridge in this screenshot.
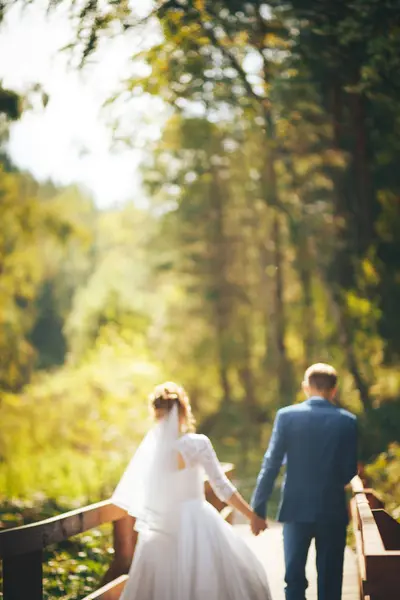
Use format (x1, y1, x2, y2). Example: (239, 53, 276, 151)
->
(0, 468, 399, 600)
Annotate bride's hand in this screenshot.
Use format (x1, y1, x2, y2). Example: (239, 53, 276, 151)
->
(250, 512, 268, 536)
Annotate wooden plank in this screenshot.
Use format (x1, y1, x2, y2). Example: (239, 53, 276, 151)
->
(365, 491, 385, 510)
(350, 497, 366, 599)
(355, 494, 385, 555)
(3, 550, 43, 600)
(365, 554, 400, 600)
(351, 476, 365, 495)
(354, 528, 366, 580)
(0, 501, 126, 559)
(372, 509, 400, 551)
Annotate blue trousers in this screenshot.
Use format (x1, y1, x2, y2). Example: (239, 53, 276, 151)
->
(283, 522, 347, 600)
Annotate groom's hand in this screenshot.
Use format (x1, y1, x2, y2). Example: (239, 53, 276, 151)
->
(251, 513, 268, 536)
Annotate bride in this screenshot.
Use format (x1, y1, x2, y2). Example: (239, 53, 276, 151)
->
(112, 381, 272, 600)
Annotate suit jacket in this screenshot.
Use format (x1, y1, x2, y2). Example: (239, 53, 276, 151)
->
(251, 397, 357, 523)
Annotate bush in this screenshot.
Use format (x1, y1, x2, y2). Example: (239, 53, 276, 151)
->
(364, 443, 400, 519)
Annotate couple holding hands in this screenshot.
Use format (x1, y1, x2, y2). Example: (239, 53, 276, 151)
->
(112, 363, 357, 600)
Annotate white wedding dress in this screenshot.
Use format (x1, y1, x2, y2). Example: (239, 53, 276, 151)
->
(112, 410, 272, 600)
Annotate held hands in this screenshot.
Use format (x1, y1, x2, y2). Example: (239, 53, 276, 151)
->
(250, 512, 268, 536)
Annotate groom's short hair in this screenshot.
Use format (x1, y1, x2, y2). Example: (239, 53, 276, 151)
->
(305, 363, 337, 391)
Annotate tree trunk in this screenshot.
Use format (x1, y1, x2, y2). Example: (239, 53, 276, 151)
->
(260, 106, 294, 404)
(271, 210, 294, 404)
(325, 282, 372, 411)
(349, 91, 374, 251)
(284, 160, 317, 367)
(209, 166, 232, 405)
(260, 219, 276, 374)
(297, 237, 316, 366)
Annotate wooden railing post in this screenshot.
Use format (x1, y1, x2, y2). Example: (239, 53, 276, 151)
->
(101, 515, 137, 587)
(3, 550, 43, 600)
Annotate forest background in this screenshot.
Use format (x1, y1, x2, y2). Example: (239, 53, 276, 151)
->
(0, 0, 399, 597)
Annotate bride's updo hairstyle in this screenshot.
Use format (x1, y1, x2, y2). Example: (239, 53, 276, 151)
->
(149, 381, 196, 433)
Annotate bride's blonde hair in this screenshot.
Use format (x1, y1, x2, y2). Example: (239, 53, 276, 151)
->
(149, 381, 196, 433)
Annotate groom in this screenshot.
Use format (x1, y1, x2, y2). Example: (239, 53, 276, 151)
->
(251, 363, 357, 600)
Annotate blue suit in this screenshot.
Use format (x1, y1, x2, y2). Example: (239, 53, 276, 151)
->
(251, 397, 357, 600)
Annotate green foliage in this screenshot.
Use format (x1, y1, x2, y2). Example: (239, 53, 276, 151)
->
(0, 191, 171, 502)
(0, 169, 82, 391)
(359, 399, 400, 461)
(0, 324, 161, 500)
(365, 443, 400, 518)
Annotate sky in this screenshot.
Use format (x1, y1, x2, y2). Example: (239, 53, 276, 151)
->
(0, 0, 166, 208)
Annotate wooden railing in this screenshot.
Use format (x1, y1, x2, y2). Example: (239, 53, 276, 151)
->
(0, 464, 235, 600)
(350, 475, 400, 600)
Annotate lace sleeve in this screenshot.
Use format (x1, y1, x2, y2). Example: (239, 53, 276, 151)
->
(198, 436, 236, 503)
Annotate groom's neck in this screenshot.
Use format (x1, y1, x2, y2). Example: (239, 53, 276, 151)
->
(307, 387, 335, 403)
